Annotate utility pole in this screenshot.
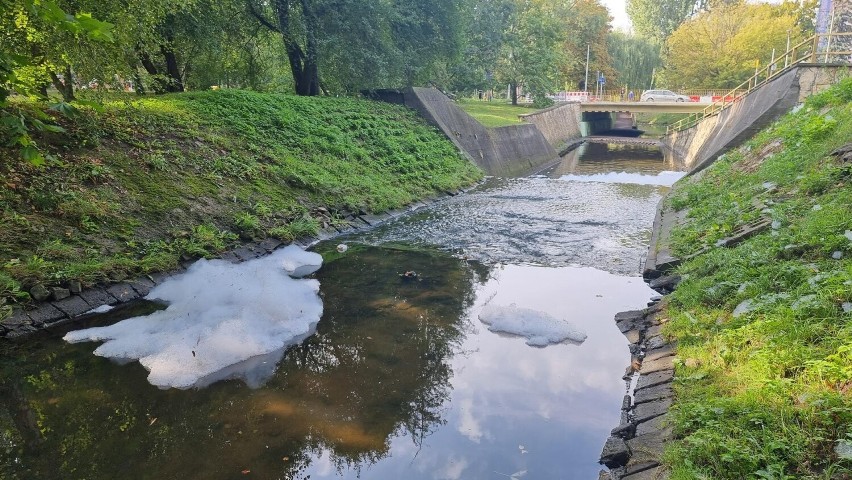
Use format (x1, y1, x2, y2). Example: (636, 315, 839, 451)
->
(584, 44, 590, 100)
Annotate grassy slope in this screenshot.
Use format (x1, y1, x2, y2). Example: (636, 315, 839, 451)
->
(662, 79, 852, 478)
(456, 98, 536, 128)
(0, 90, 482, 316)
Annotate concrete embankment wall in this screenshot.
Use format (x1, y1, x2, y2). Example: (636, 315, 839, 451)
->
(518, 103, 583, 151)
(367, 87, 559, 176)
(663, 65, 849, 173)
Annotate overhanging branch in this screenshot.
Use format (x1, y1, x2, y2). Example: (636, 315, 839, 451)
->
(246, 1, 280, 33)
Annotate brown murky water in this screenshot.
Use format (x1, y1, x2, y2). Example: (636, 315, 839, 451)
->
(0, 144, 680, 479)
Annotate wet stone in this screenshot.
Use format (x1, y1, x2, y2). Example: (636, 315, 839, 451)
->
(52, 296, 93, 318)
(51, 287, 71, 301)
(233, 247, 258, 262)
(644, 345, 676, 363)
(30, 284, 51, 302)
(148, 272, 171, 285)
(634, 383, 673, 405)
(649, 274, 681, 292)
(79, 288, 118, 308)
(127, 277, 156, 296)
(219, 251, 241, 263)
(636, 370, 674, 391)
(27, 304, 66, 326)
(259, 238, 283, 252)
(611, 421, 635, 439)
(622, 465, 668, 480)
(106, 283, 140, 303)
(359, 213, 390, 226)
(626, 428, 673, 464)
(600, 436, 630, 468)
(645, 324, 665, 338)
(1, 310, 30, 328)
(640, 354, 674, 374)
(622, 462, 662, 478)
(643, 335, 668, 353)
(68, 280, 82, 294)
(633, 398, 673, 424)
(636, 413, 670, 437)
(6, 323, 38, 339)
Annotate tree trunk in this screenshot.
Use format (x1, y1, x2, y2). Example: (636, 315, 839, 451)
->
(160, 42, 184, 92)
(49, 66, 75, 102)
(271, 0, 320, 96)
(510, 82, 518, 105)
(137, 48, 170, 94)
(131, 66, 146, 95)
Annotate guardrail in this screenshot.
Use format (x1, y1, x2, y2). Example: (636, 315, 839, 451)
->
(666, 32, 852, 134)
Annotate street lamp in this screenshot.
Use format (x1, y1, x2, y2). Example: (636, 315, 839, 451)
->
(584, 44, 590, 100)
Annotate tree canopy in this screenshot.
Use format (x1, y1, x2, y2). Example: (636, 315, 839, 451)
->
(659, 1, 804, 89)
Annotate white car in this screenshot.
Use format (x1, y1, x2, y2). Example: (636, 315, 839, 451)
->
(640, 89, 691, 102)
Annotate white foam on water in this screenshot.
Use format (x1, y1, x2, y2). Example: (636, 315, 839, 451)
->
(558, 171, 685, 186)
(64, 246, 324, 390)
(478, 304, 588, 347)
(86, 304, 115, 314)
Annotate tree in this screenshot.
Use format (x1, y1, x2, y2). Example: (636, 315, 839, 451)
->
(608, 31, 661, 91)
(626, 0, 698, 44)
(559, 0, 615, 90)
(659, 2, 804, 89)
(1, 0, 113, 164)
(248, 0, 320, 96)
(496, 0, 563, 105)
(444, 0, 514, 94)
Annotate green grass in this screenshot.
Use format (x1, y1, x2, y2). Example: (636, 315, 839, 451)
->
(0, 90, 482, 314)
(456, 98, 538, 128)
(660, 78, 852, 479)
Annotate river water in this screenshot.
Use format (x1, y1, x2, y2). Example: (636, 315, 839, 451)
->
(0, 142, 682, 480)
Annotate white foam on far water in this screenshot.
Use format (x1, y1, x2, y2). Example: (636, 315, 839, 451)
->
(478, 304, 588, 347)
(64, 245, 324, 390)
(558, 171, 685, 186)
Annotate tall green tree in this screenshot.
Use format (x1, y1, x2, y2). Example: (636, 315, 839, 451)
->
(608, 31, 660, 90)
(445, 0, 514, 94)
(496, 0, 563, 105)
(626, 0, 697, 44)
(659, 1, 803, 89)
(559, 0, 614, 90)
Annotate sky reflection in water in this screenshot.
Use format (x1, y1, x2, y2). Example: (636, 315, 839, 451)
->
(300, 264, 656, 480)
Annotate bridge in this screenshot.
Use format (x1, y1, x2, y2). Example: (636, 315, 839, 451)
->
(580, 102, 712, 114)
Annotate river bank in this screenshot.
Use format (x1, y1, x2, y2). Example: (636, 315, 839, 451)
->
(0, 90, 483, 324)
(612, 78, 852, 479)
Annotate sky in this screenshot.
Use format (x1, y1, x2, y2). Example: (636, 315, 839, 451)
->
(601, 0, 632, 31)
(600, 0, 789, 33)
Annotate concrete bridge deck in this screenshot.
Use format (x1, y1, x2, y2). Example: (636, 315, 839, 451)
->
(580, 102, 712, 114)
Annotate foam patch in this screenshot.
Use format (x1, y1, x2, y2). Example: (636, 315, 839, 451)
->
(478, 304, 587, 347)
(65, 246, 324, 389)
(558, 171, 685, 186)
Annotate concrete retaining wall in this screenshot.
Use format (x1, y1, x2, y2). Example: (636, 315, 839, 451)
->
(663, 65, 849, 173)
(518, 102, 582, 150)
(367, 87, 559, 177)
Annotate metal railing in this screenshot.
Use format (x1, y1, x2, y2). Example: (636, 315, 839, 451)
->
(666, 32, 852, 134)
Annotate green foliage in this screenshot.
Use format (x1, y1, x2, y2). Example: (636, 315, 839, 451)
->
(662, 79, 852, 478)
(626, 0, 700, 44)
(608, 31, 661, 91)
(456, 98, 534, 127)
(0, 90, 482, 309)
(660, 2, 805, 89)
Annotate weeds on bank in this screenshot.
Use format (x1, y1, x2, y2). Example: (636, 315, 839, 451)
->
(0, 90, 482, 314)
(662, 78, 852, 479)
